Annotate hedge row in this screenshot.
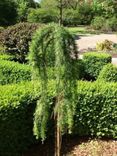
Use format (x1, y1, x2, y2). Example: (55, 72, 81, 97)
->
(0, 82, 39, 156)
(0, 54, 14, 61)
(74, 81, 117, 137)
(0, 52, 113, 85)
(98, 63, 117, 82)
(0, 60, 31, 85)
(83, 52, 112, 80)
(0, 81, 117, 155)
(0, 58, 85, 85)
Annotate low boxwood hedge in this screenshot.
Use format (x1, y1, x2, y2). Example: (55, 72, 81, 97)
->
(0, 81, 116, 155)
(0, 60, 31, 85)
(0, 82, 39, 156)
(0, 58, 85, 85)
(97, 63, 117, 82)
(83, 52, 112, 80)
(74, 81, 117, 137)
(0, 54, 14, 61)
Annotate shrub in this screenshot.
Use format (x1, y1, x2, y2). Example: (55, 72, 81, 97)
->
(75, 59, 85, 80)
(0, 60, 31, 85)
(63, 9, 92, 26)
(0, 22, 43, 63)
(98, 63, 117, 82)
(63, 9, 80, 26)
(91, 16, 105, 30)
(0, 82, 39, 156)
(0, 59, 85, 85)
(0, 80, 117, 155)
(96, 40, 113, 52)
(27, 8, 58, 23)
(0, 54, 14, 61)
(105, 17, 117, 31)
(83, 52, 112, 80)
(74, 81, 117, 138)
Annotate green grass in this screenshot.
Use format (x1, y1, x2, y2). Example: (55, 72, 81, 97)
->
(67, 26, 98, 35)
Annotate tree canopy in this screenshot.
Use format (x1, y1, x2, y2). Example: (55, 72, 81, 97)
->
(0, 0, 17, 26)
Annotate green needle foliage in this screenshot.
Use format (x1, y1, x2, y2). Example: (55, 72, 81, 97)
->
(29, 23, 78, 141)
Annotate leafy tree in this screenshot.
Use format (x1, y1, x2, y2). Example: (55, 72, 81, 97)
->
(29, 23, 78, 156)
(15, 0, 38, 22)
(0, 0, 17, 26)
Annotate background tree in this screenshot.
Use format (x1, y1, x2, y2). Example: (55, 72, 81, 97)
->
(0, 0, 17, 26)
(15, 0, 38, 22)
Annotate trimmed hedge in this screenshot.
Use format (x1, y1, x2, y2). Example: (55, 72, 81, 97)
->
(0, 81, 117, 155)
(98, 63, 117, 82)
(74, 81, 117, 137)
(83, 52, 112, 80)
(0, 58, 85, 85)
(0, 60, 31, 85)
(0, 54, 14, 61)
(0, 82, 39, 156)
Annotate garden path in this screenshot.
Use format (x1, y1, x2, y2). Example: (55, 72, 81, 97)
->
(76, 33, 117, 65)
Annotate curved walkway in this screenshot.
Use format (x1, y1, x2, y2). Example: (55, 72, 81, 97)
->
(76, 33, 117, 65)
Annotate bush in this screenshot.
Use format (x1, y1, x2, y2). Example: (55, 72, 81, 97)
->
(75, 59, 85, 80)
(27, 8, 58, 23)
(96, 40, 113, 52)
(0, 60, 31, 85)
(0, 22, 43, 63)
(0, 58, 85, 85)
(98, 63, 117, 82)
(63, 9, 80, 26)
(83, 52, 112, 80)
(0, 82, 39, 156)
(91, 16, 105, 30)
(0, 80, 117, 155)
(0, 54, 14, 61)
(105, 17, 117, 31)
(74, 81, 117, 138)
(91, 16, 117, 31)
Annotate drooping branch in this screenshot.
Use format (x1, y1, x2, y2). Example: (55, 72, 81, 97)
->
(29, 23, 78, 142)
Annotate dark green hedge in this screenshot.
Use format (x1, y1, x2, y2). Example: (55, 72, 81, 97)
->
(97, 63, 117, 82)
(0, 58, 85, 85)
(0, 60, 31, 84)
(74, 81, 117, 138)
(83, 52, 112, 80)
(0, 82, 39, 156)
(0, 81, 116, 155)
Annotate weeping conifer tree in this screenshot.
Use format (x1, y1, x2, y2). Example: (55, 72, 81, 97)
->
(29, 23, 78, 156)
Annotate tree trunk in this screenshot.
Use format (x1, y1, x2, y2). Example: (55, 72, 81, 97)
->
(55, 113, 61, 156)
(59, 0, 63, 26)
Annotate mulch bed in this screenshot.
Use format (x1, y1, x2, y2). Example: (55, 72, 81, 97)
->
(23, 136, 117, 156)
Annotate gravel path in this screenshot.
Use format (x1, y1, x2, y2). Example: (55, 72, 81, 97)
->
(76, 34, 117, 65)
(76, 34, 117, 52)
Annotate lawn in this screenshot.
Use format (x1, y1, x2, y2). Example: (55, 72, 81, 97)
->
(67, 26, 98, 35)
